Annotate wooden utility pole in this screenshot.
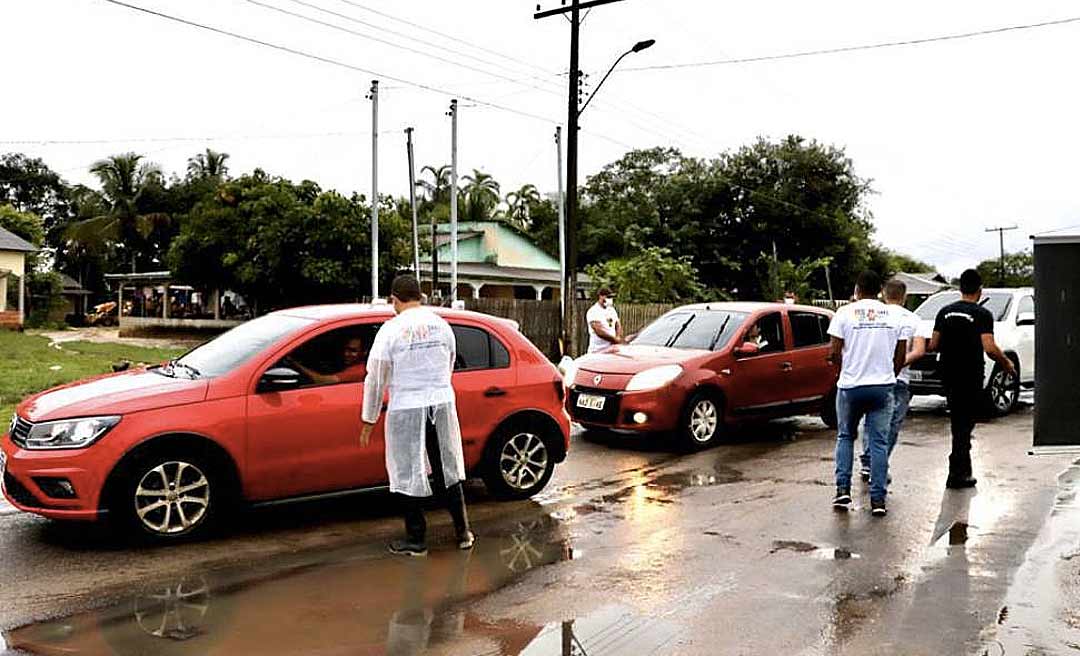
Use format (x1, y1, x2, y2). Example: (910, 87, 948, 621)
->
(986, 225, 1018, 285)
(405, 127, 420, 276)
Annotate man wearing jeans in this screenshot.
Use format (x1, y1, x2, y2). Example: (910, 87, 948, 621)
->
(859, 278, 930, 480)
(828, 271, 907, 517)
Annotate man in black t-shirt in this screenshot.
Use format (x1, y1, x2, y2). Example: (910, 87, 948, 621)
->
(929, 269, 1016, 488)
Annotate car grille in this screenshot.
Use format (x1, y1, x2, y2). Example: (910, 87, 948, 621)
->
(10, 416, 31, 448)
(3, 471, 41, 508)
(568, 387, 621, 425)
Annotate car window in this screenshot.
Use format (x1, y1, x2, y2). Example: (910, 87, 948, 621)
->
(452, 325, 510, 371)
(176, 314, 313, 378)
(915, 291, 1013, 322)
(743, 312, 785, 354)
(790, 311, 830, 348)
(1017, 295, 1034, 317)
(272, 324, 380, 389)
(632, 310, 747, 350)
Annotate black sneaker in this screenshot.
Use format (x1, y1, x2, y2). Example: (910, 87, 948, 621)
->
(388, 539, 428, 557)
(871, 499, 887, 517)
(859, 465, 871, 482)
(457, 530, 476, 550)
(833, 487, 852, 510)
(945, 476, 977, 489)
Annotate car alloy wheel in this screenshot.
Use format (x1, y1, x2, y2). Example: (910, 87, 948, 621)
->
(689, 399, 719, 443)
(134, 461, 211, 536)
(499, 432, 550, 491)
(988, 366, 1018, 414)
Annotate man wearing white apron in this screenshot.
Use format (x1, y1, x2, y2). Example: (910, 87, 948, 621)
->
(360, 274, 474, 556)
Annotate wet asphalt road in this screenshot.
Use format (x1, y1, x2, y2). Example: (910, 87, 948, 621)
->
(2, 395, 1078, 655)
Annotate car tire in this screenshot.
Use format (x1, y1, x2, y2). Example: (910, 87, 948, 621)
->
(821, 388, 838, 429)
(110, 450, 225, 543)
(678, 390, 724, 451)
(985, 359, 1020, 417)
(482, 421, 558, 501)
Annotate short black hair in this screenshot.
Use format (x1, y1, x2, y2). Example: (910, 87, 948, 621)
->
(959, 269, 982, 295)
(597, 287, 613, 298)
(856, 270, 882, 297)
(390, 274, 422, 303)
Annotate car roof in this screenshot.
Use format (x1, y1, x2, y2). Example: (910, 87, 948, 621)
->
(272, 303, 519, 328)
(929, 287, 1033, 296)
(672, 301, 832, 314)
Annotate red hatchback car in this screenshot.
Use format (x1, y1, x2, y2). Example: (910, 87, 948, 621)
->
(1, 305, 570, 541)
(567, 302, 839, 449)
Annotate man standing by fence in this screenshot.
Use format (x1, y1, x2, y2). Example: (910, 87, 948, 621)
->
(586, 287, 622, 354)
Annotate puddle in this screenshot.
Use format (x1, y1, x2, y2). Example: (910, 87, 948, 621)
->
(507, 604, 680, 655)
(3, 514, 576, 656)
(770, 540, 861, 560)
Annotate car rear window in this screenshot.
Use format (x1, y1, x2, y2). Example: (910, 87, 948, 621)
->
(452, 325, 511, 371)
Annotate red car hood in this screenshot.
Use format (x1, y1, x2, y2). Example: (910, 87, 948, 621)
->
(575, 344, 706, 375)
(17, 368, 209, 423)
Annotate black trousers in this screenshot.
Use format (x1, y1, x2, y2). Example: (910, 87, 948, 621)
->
(945, 380, 982, 478)
(399, 410, 469, 544)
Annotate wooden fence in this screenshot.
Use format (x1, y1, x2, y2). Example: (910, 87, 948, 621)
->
(464, 298, 674, 360)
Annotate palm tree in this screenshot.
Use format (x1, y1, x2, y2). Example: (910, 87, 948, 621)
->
(504, 184, 541, 230)
(187, 148, 230, 180)
(418, 164, 452, 205)
(66, 153, 168, 272)
(462, 169, 500, 222)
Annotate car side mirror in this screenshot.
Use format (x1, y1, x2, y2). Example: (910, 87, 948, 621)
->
(734, 342, 760, 357)
(1017, 311, 1035, 327)
(259, 366, 301, 392)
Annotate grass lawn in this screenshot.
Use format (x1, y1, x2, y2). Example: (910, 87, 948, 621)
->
(0, 331, 185, 420)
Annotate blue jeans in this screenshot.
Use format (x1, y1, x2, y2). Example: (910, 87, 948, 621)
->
(835, 384, 895, 501)
(860, 381, 912, 467)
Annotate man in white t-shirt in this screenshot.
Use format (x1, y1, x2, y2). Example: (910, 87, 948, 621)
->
(827, 271, 907, 517)
(586, 287, 622, 353)
(859, 278, 931, 480)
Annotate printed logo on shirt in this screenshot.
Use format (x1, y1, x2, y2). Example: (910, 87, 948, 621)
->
(944, 312, 974, 322)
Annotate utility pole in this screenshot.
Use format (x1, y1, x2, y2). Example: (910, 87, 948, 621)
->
(449, 99, 459, 303)
(985, 225, 1018, 286)
(824, 264, 835, 305)
(535, 0, 641, 356)
(405, 127, 420, 277)
(369, 79, 379, 299)
(555, 126, 566, 327)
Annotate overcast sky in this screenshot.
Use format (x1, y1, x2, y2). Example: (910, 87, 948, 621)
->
(3, 0, 1079, 275)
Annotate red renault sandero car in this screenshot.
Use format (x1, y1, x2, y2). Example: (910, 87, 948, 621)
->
(566, 302, 839, 450)
(1, 305, 570, 541)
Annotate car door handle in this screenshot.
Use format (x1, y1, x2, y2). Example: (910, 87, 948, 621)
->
(484, 387, 507, 397)
(780, 362, 793, 371)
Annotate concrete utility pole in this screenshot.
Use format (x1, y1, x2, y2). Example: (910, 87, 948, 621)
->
(535, 0, 650, 356)
(405, 127, 420, 276)
(555, 126, 566, 323)
(449, 99, 459, 303)
(369, 79, 380, 299)
(986, 225, 1018, 286)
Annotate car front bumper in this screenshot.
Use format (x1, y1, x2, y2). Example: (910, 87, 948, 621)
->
(1, 434, 106, 521)
(567, 386, 681, 433)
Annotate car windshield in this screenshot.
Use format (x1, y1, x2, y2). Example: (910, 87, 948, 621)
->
(915, 291, 1013, 322)
(632, 310, 748, 350)
(174, 314, 314, 378)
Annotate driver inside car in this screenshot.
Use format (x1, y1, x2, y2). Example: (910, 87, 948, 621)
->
(285, 336, 367, 385)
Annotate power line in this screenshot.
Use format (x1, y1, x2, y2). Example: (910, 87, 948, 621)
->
(620, 15, 1080, 72)
(0, 131, 363, 146)
(96, 0, 557, 125)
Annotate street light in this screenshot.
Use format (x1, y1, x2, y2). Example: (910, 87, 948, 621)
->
(577, 39, 655, 116)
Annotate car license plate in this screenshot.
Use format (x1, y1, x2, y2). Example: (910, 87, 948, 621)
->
(908, 370, 923, 382)
(576, 393, 606, 411)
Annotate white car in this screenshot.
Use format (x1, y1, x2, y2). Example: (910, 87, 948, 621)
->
(907, 287, 1035, 415)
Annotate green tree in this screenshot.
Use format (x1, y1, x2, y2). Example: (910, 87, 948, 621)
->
(584, 243, 706, 303)
(462, 169, 500, 222)
(976, 250, 1033, 287)
(0, 153, 72, 241)
(758, 255, 833, 302)
(504, 184, 541, 230)
(186, 149, 230, 181)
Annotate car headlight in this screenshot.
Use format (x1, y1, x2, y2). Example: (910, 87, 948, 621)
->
(24, 416, 121, 450)
(625, 365, 683, 392)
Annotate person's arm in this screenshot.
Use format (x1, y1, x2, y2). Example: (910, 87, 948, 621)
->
(359, 335, 391, 446)
(615, 317, 623, 341)
(894, 339, 908, 376)
(904, 336, 927, 366)
(286, 357, 336, 385)
(589, 320, 621, 345)
(828, 336, 844, 369)
(981, 334, 1016, 375)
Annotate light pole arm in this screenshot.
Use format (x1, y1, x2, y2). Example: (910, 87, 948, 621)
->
(576, 48, 632, 118)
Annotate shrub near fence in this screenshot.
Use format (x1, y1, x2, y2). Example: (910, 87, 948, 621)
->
(464, 298, 674, 361)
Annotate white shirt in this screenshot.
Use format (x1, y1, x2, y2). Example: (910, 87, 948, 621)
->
(827, 299, 907, 389)
(586, 302, 620, 353)
(892, 305, 932, 384)
(362, 306, 456, 419)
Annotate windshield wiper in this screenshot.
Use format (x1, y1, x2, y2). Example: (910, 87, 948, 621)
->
(168, 358, 202, 378)
(708, 316, 733, 351)
(666, 314, 697, 348)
